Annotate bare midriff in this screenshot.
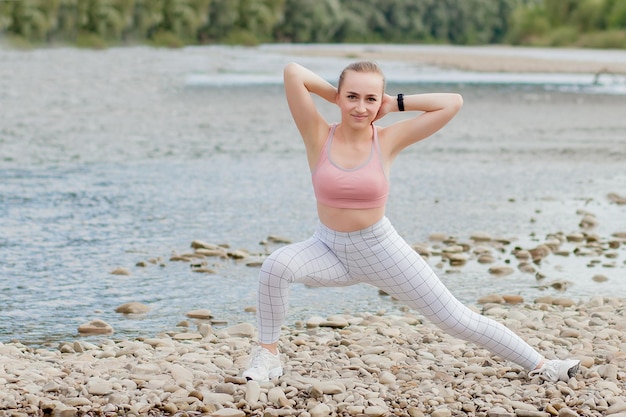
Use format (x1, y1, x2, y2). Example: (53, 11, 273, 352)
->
(317, 202, 386, 232)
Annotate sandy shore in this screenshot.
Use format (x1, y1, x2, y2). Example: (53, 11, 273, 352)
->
(268, 44, 626, 74)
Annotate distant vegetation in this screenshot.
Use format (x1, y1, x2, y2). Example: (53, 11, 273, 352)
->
(0, 0, 624, 49)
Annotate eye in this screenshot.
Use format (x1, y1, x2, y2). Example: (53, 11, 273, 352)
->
(368, 97, 377, 102)
(347, 94, 356, 100)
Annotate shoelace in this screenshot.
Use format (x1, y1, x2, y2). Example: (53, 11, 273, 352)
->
(529, 363, 556, 381)
(249, 349, 274, 368)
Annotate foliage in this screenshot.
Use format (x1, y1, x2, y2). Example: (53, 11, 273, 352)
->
(508, 0, 626, 47)
(0, 0, 624, 48)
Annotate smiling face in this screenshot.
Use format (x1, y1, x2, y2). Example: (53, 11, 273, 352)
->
(336, 64, 385, 129)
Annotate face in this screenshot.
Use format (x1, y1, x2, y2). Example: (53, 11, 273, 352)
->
(336, 70, 384, 128)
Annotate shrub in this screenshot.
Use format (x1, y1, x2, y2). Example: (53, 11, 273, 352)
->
(75, 31, 108, 49)
(149, 30, 185, 48)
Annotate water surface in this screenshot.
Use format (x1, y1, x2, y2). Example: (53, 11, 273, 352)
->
(1, 45, 625, 346)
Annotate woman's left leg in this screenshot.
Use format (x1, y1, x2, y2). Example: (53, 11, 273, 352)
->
(345, 219, 543, 371)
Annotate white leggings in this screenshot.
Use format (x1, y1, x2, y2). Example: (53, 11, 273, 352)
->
(257, 217, 542, 371)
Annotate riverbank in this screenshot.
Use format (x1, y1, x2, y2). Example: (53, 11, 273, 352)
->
(265, 44, 626, 74)
(2, 296, 625, 416)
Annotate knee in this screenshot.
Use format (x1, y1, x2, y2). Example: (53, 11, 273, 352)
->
(259, 249, 296, 287)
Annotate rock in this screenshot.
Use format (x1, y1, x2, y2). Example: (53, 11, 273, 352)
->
(195, 248, 228, 257)
(516, 412, 550, 417)
(364, 405, 389, 417)
(245, 380, 261, 404)
(77, 319, 113, 335)
(448, 253, 469, 266)
(428, 232, 447, 242)
(412, 243, 431, 257)
(268, 387, 290, 408)
(502, 294, 524, 304)
(518, 262, 536, 273)
(170, 364, 194, 387)
(115, 302, 150, 314)
(210, 409, 245, 417)
(306, 316, 325, 328)
(40, 401, 78, 417)
(470, 232, 492, 242)
(191, 240, 219, 249)
(579, 213, 598, 228)
(310, 403, 332, 417)
(186, 309, 213, 319)
(487, 406, 514, 417)
(592, 274, 609, 283)
(477, 253, 496, 263)
(478, 294, 504, 304)
(607, 192, 626, 205)
(110, 267, 131, 275)
(431, 409, 452, 417)
(552, 297, 576, 307)
(227, 249, 248, 259)
(566, 233, 585, 242)
(320, 316, 349, 328)
(87, 379, 113, 395)
(267, 235, 292, 244)
(514, 249, 532, 260)
(172, 332, 202, 340)
(488, 266, 515, 276)
(223, 322, 256, 338)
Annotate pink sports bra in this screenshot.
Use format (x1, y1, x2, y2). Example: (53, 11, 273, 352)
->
(312, 124, 389, 209)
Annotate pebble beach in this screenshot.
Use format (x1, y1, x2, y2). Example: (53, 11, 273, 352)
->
(2, 295, 626, 417)
(4, 209, 625, 417)
(1, 44, 626, 416)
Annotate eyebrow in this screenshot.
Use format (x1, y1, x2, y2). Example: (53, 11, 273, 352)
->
(346, 90, 379, 97)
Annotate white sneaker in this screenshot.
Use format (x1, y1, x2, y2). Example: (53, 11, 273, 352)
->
(242, 347, 283, 382)
(529, 359, 580, 382)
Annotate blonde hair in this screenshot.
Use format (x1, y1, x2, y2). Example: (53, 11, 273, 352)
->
(337, 61, 386, 93)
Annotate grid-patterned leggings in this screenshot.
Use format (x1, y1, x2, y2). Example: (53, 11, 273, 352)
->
(257, 217, 542, 371)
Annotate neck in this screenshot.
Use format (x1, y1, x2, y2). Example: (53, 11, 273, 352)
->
(336, 123, 372, 143)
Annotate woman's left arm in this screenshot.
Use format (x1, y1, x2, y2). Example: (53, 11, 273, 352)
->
(378, 92, 463, 158)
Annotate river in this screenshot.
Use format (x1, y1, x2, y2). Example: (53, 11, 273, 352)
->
(1, 44, 625, 347)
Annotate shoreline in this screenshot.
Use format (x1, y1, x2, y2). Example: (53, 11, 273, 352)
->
(263, 44, 626, 75)
(1, 296, 625, 416)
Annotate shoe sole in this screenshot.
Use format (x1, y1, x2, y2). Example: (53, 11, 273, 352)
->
(244, 367, 283, 382)
(567, 362, 580, 378)
(268, 367, 283, 379)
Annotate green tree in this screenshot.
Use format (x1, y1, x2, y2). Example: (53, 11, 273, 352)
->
(543, 0, 578, 26)
(77, 0, 135, 41)
(237, 0, 284, 41)
(382, 0, 431, 43)
(203, 0, 237, 40)
(4, 0, 61, 42)
(276, 0, 343, 43)
(506, 2, 550, 44)
(336, 0, 387, 42)
(607, 0, 626, 29)
(571, 0, 606, 31)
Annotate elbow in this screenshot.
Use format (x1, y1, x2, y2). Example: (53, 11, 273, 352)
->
(452, 93, 463, 111)
(283, 62, 301, 80)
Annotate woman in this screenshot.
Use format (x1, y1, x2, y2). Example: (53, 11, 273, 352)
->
(243, 61, 579, 383)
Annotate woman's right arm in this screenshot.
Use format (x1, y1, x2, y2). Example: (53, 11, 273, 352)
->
(283, 63, 335, 149)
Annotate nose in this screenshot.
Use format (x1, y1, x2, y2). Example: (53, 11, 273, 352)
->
(356, 99, 366, 112)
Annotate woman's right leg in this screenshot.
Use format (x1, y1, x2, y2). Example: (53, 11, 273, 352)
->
(244, 234, 354, 381)
(256, 234, 355, 345)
